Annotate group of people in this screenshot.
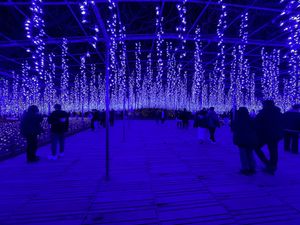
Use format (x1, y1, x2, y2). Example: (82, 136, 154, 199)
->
(19, 100, 300, 177)
(90, 109, 115, 130)
(20, 104, 69, 163)
(232, 100, 300, 175)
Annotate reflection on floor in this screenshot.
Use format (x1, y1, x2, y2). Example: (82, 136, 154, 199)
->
(1, 120, 300, 225)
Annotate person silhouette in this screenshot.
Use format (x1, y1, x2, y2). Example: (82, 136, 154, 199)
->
(231, 107, 257, 175)
(207, 107, 220, 143)
(255, 100, 284, 175)
(48, 104, 69, 160)
(20, 105, 43, 163)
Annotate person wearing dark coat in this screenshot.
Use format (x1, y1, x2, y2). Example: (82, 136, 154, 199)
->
(254, 100, 284, 175)
(48, 104, 69, 160)
(20, 105, 43, 162)
(207, 107, 220, 143)
(283, 104, 300, 153)
(231, 107, 257, 175)
(91, 109, 100, 131)
(182, 108, 189, 128)
(99, 110, 106, 127)
(110, 109, 115, 126)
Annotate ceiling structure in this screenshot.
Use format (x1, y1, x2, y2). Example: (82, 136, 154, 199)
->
(0, 0, 288, 81)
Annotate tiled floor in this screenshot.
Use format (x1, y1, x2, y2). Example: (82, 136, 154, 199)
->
(1, 120, 300, 225)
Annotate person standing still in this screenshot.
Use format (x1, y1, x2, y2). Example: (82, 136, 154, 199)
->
(20, 105, 43, 163)
(48, 104, 69, 160)
(255, 100, 284, 175)
(231, 107, 257, 175)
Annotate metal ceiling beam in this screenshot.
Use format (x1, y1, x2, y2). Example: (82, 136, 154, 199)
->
(187, 0, 211, 34)
(66, 1, 105, 62)
(0, 49, 264, 62)
(93, 5, 109, 41)
(0, 0, 283, 12)
(0, 34, 287, 48)
(0, 69, 14, 79)
(9, 2, 84, 69)
(199, 0, 259, 67)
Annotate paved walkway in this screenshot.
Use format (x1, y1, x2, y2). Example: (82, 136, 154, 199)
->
(1, 120, 300, 225)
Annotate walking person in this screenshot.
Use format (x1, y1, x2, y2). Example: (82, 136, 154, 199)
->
(231, 107, 257, 175)
(48, 104, 69, 160)
(283, 104, 300, 153)
(255, 100, 284, 175)
(20, 105, 43, 163)
(195, 108, 208, 143)
(207, 107, 220, 143)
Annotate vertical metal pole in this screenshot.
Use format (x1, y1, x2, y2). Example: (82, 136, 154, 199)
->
(122, 96, 126, 142)
(232, 82, 237, 121)
(105, 42, 110, 180)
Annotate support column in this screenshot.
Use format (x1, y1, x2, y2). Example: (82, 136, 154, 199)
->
(105, 42, 110, 180)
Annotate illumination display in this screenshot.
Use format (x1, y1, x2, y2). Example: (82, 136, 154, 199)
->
(0, 1, 298, 116)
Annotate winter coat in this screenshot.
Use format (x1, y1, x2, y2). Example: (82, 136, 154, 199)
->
(48, 110, 69, 133)
(255, 106, 284, 144)
(232, 117, 258, 148)
(20, 112, 43, 137)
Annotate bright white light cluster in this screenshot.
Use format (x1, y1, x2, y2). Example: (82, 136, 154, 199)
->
(79, 0, 95, 24)
(261, 48, 280, 101)
(79, 0, 98, 49)
(80, 56, 88, 113)
(25, 0, 46, 78)
(107, 0, 118, 97)
(44, 53, 56, 113)
(106, 0, 128, 109)
(238, 12, 250, 107)
(280, 0, 300, 102)
(211, 0, 227, 109)
(176, 0, 187, 59)
(135, 42, 142, 107)
(61, 38, 69, 106)
(155, 5, 164, 107)
(192, 27, 206, 108)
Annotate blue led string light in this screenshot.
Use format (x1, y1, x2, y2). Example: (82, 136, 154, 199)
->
(261, 48, 280, 101)
(135, 42, 142, 108)
(176, 0, 187, 59)
(155, 5, 164, 108)
(25, 0, 46, 79)
(211, 0, 227, 110)
(61, 38, 69, 107)
(192, 27, 205, 110)
(280, 0, 300, 103)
